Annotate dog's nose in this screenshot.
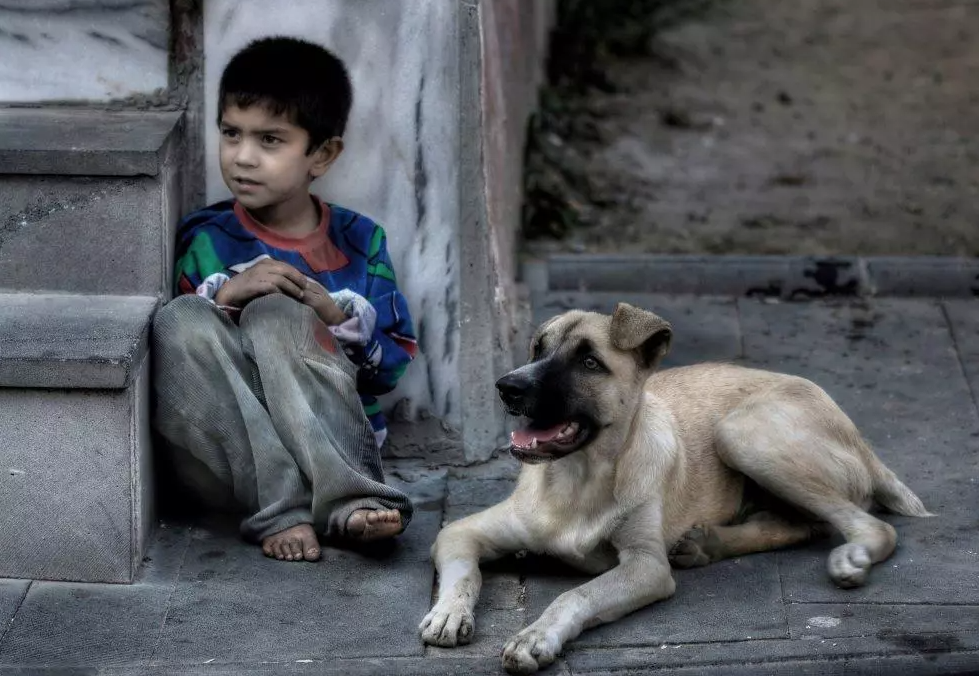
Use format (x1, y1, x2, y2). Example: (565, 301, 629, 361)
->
(496, 373, 529, 407)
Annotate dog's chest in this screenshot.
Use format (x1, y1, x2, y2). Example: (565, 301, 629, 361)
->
(546, 505, 619, 562)
(519, 465, 622, 564)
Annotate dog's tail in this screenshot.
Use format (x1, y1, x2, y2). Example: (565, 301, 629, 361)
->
(871, 460, 934, 517)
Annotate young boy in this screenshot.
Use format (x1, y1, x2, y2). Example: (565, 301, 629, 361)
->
(152, 36, 417, 562)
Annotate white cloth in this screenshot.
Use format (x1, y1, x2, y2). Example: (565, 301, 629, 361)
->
(194, 274, 376, 346)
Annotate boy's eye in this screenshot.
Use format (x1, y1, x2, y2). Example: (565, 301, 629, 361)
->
(221, 127, 239, 139)
(262, 135, 282, 145)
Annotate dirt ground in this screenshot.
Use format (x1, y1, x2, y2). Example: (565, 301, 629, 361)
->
(523, 0, 979, 257)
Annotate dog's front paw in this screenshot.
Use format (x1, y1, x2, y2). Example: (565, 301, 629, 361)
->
(502, 627, 561, 674)
(419, 600, 475, 647)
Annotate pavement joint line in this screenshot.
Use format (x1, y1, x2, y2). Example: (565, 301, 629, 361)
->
(561, 630, 979, 652)
(774, 552, 790, 639)
(734, 298, 747, 361)
(783, 601, 979, 607)
(941, 301, 979, 420)
(112, 656, 489, 669)
(0, 580, 31, 647)
(564, 651, 979, 676)
(147, 527, 193, 662)
(562, 644, 979, 660)
(543, 254, 979, 299)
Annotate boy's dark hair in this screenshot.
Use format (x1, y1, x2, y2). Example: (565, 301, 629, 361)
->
(218, 36, 353, 153)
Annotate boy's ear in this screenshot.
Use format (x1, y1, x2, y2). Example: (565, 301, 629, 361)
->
(310, 137, 344, 178)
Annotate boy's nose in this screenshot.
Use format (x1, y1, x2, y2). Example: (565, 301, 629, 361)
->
(234, 142, 260, 167)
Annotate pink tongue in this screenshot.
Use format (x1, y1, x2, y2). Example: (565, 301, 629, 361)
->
(512, 423, 566, 447)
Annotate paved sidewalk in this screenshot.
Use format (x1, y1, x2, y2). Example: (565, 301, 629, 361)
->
(2, 292, 978, 675)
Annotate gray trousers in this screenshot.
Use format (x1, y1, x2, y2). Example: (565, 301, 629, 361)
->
(151, 293, 412, 542)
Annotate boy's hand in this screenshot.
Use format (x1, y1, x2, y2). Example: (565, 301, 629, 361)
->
(214, 259, 308, 307)
(302, 279, 347, 326)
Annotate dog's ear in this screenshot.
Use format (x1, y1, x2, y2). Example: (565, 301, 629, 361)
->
(610, 302, 672, 368)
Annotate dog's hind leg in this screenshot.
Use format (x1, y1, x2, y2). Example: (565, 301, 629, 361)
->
(715, 395, 902, 589)
(669, 512, 827, 568)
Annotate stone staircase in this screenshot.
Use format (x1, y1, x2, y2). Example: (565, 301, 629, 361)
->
(0, 108, 184, 583)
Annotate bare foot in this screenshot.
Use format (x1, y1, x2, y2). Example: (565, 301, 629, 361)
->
(345, 509, 402, 542)
(261, 523, 321, 562)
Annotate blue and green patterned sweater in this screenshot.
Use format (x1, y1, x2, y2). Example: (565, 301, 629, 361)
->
(172, 197, 418, 442)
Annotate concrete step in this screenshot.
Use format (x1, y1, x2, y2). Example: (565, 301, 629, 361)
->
(532, 254, 979, 299)
(0, 108, 183, 296)
(0, 292, 159, 583)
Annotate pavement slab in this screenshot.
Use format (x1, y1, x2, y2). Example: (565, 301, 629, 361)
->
(736, 297, 979, 605)
(785, 603, 979, 640)
(943, 299, 979, 417)
(152, 472, 446, 666)
(152, 515, 438, 663)
(524, 554, 787, 648)
(0, 580, 172, 667)
(563, 633, 979, 675)
(0, 526, 190, 667)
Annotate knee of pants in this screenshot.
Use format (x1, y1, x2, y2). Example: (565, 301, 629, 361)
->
(238, 294, 357, 374)
(239, 294, 323, 355)
(239, 293, 311, 330)
(152, 294, 230, 360)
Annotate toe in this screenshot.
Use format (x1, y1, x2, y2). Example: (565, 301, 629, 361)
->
(288, 538, 303, 560)
(345, 510, 366, 537)
(303, 531, 321, 561)
(421, 610, 449, 644)
(344, 509, 402, 542)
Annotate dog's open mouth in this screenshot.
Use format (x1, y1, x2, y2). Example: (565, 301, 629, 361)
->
(509, 419, 591, 463)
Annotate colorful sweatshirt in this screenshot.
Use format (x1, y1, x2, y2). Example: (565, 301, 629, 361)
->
(172, 197, 418, 442)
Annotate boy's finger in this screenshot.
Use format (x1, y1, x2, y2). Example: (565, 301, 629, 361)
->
(304, 276, 325, 292)
(273, 276, 306, 299)
(270, 261, 308, 288)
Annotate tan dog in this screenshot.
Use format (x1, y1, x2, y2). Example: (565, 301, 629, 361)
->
(420, 303, 932, 674)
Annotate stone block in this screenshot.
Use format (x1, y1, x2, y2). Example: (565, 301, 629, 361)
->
(0, 109, 182, 177)
(0, 293, 158, 389)
(0, 109, 183, 297)
(0, 358, 153, 583)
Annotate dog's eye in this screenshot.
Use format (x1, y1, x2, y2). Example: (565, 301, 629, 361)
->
(582, 356, 601, 371)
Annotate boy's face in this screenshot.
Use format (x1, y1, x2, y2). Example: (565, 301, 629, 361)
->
(218, 103, 341, 212)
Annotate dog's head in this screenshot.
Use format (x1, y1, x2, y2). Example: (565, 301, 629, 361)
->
(498, 302, 672, 464)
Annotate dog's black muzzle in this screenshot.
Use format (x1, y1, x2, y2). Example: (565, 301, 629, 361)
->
(496, 371, 535, 413)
